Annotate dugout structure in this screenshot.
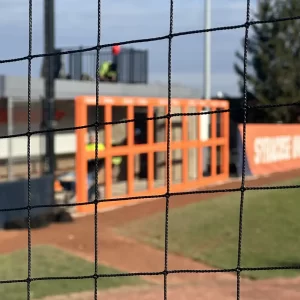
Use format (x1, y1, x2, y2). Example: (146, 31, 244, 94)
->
(75, 95, 230, 213)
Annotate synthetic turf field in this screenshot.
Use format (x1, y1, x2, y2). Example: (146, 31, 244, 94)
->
(1, 169, 300, 300)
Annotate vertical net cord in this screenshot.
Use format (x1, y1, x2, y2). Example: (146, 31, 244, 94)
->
(236, 0, 251, 299)
(93, 0, 102, 298)
(164, 0, 173, 299)
(27, 0, 33, 299)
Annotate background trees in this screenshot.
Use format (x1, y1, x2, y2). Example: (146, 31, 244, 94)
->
(234, 0, 300, 123)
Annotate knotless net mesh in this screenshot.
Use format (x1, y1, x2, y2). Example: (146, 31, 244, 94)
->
(0, 0, 300, 299)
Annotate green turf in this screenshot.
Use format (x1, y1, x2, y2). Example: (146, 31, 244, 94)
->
(118, 178, 300, 280)
(0, 245, 144, 300)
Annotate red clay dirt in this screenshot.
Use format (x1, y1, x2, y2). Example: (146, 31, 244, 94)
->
(1, 169, 300, 300)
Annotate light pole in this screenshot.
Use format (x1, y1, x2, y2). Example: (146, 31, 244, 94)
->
(43, 0, 56, 207)
(202, 0, 211, 175)
(44, 0, 56, 177)
(204, 0, 211, 100)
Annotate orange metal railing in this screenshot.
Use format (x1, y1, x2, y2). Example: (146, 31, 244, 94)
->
(75, 95, 229, 213)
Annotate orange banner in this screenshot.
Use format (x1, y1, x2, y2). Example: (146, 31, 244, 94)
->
(238, 124, 300, 176)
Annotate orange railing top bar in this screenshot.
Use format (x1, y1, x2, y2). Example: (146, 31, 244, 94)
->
(78, 95, 229, 108)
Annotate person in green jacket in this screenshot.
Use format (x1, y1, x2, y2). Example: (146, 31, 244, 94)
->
(99, 45, 121, 82)
(86, 134, 122, 183)
(99, 61, 117, 82)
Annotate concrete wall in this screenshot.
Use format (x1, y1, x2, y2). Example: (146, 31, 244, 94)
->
(0, 74, 203, 160)
(0, 75, 201, 101)
(0, 99, 209, 182)
(0, 75, 211, 181)
(0, 100, 128, 160)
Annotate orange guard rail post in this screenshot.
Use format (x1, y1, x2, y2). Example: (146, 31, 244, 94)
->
(75, 96, 230, 214)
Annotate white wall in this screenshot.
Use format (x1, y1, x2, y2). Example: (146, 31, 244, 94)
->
(0, 100, 76, 160)
(0, 99, 211, 161)
(0, 133, 76, 159)
(0, 99, 128, 160)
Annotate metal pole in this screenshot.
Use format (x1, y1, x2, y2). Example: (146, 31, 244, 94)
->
(44, 0, 56, 176)
(7, 97, 13, 180)
(202, 0, 211, 175)
(204, 0, 211, 100)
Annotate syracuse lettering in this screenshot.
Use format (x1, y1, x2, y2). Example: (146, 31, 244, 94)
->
(254, 135, 300, 164)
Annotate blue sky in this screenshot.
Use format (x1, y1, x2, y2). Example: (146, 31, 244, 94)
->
(0, 0, 258, 96)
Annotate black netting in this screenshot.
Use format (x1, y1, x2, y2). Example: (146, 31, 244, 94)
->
(1, 0, 300, 299)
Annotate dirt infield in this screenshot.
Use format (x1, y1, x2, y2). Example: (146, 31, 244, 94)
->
(1, 169, 300, 299)
(41, 278, 300, 300)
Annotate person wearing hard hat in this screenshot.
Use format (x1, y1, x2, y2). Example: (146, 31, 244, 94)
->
(99, 45, 121, 82)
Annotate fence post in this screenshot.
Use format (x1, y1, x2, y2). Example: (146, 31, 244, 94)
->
(128, 48, 134, 83)
(69, 51, 73, 79)
(78, 46, 83, 79)
(44, 0, 56, 180)
(144, 50, 148, 84)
